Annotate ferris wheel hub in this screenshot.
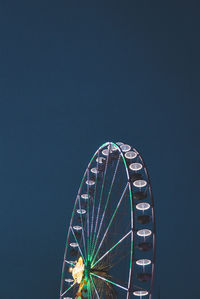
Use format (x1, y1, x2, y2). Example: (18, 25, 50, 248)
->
(84, 260, 91, 278)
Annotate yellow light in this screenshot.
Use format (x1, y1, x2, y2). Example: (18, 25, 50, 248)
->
(72, 257, 84, 284)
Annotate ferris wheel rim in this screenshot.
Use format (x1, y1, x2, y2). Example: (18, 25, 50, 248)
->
(60, 142, 156, 299)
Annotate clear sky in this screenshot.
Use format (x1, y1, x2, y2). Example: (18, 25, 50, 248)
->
(0, 1, 199, 298)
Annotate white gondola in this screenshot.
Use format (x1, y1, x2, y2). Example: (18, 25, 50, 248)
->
(86, 179, 95, 186)
(110, 144, 118, 151)
(73, 226, 82, 231)
(133, 290, 148, 296)
(124, 151, 137, 159)
(136, 259, 151, 266)
(91, 167, 99, 174)
(133, 179, 147, 188)
(136, 202, 150, 211)
(102, 149, 110, 156)
(64, 278, 73, 283)
(137, 229, 152, 237)
(129, 163, 143, 171)
(116, 142, 124, 146)
(96, 157, 106, 164)
(81, 194, 89, 199)
(69, 242, 78, 248)
(77, 209, 86, 214)
(120, 144, 131, 152)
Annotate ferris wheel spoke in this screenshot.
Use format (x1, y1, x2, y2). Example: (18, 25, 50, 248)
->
(91, 182, 129, 262)
(89, 151, 100, 256)
(88, 279, 93, 299)
(91, 145, 110, 252)
(77, 195, 87, 260)
(90, 276, 100, 299)
(91, 273, 128, 292)
(61, 283, 74, 297)
(70, 226, 86, 264)
(86, 169, 90, 260)
(91, 154, 121, 257)
(92, 230, 132, 268)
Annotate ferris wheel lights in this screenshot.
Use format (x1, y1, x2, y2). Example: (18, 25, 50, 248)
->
(120, 144, 131, 152)
(91, 167, 99, 174)
(133, 180, 147, 188)
(136, 259, 151, 266)
(73, 226, 82, 231)
(96, 157, 106, 164)
(129, 163, 143, 171)
(70, 242, 78, 248)
(81, 194, 89, 199)
(133, 290, 148, 296)
(102, 149, 110, 156)
(116, 142, 124, 146)
(64, 278, 73, 283)
(110, 144, 118, 151)
(71, 257, 84, 284)
(125, 151, 137, 159)
(77, 209, 86, 214)
(86, 180, 95, 186)
(136, 202, 150, 211)
(137, 229, 152, 237)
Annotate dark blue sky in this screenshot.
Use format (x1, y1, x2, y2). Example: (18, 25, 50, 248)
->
(0, 1, 199, 298)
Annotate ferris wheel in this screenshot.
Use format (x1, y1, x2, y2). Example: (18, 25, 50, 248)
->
(59, 142, 156, 299)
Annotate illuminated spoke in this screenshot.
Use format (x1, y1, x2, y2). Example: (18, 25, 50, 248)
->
(86, 169, 90, 259)
(61, 284, 74, 297)
(78, 195, 87, 259)
(70, 227, 86, 264)
(91, 273, 128, 292)
(90, 276, 100, 299)
(91, 183, 129, 263)
(91, 145, 110, 251)
(88, 280, 92, 299)
(90, 151, 100, 254)
(91, 154, 121, 257)
(92, 230, 131, 268)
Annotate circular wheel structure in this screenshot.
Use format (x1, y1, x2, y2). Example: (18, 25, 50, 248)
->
(60, 142, 156, 299)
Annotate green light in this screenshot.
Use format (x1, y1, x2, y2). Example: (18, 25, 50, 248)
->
(90, 275, 99, 298)
(88, 279, 92, 299)
(61, 284, 74, 297)
(86, 171, 90, 262)
(91, 272, 128, 291)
